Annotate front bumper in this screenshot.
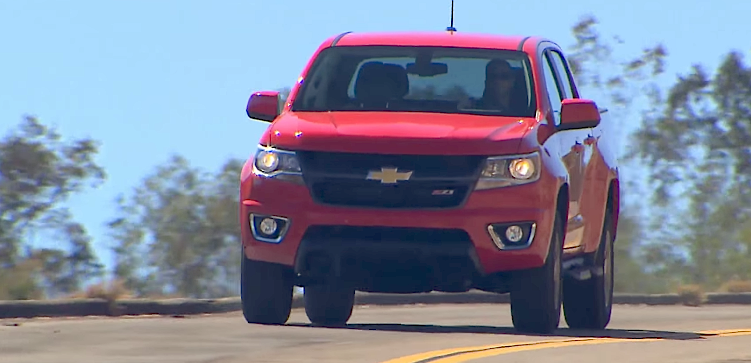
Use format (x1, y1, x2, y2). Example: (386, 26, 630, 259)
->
(240, 172, 558, 278)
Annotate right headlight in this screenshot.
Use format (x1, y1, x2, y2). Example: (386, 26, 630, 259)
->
(252, 145, 303, 183)
(475, 151, 541, 190)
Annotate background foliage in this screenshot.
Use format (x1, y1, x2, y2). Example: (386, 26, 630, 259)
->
(2, 16, 749, 299)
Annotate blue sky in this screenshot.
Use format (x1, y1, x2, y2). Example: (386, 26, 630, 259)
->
(1, 0, 749, 274)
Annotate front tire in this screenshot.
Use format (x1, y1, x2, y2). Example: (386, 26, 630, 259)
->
(562, 213, 614, 330)
(304, 281, 355, 327)
(510, 213, 564, 334)
(240, 250, 294, 325)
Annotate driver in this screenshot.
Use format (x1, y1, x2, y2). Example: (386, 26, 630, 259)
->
(481, 59, 516, 110)
(460, 59, 517, 112)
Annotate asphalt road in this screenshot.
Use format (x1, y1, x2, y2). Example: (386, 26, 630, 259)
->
(1, 303, 750, 363)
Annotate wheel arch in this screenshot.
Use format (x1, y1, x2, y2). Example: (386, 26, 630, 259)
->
(556, 183, 570, 236)
(537, 183, 569, 265)
(607, 178, 620, 241)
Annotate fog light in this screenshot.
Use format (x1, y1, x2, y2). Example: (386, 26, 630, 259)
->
(249, 214, 290, 244)
(259, 218, 278, 236)
(487, 222, 536, 250)
(505, 225, 523, 242)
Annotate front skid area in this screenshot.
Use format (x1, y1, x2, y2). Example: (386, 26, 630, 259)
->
(286, 226, 602, 295)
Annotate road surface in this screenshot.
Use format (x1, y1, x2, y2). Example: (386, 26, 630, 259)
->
(1, 303, 750, 362)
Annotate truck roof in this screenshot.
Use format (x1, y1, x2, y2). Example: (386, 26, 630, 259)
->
(326, 31, 545, 52)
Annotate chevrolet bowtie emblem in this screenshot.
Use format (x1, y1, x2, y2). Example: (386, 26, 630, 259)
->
(366, 167, 413, 184)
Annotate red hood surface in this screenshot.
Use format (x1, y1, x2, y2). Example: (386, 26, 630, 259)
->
(264, 111, 537, 155)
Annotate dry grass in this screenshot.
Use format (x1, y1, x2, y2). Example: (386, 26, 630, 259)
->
(67, 280, 190, 301)
(718, 280, 751, 293)
(675, 284, 705, 306)
(68, 279, 133, 302)
(139, 292, 185, 300)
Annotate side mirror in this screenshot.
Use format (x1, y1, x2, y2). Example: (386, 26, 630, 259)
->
(558, 98, 601, 130)
(246, 91, 280, 122)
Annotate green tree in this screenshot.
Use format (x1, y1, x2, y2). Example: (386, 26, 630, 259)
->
(0, 115, 106, 299)
(109, 155, 243, 298)
(564, 15, 673, 291)
(610, 202, 674, 293)
(628, 50, 751, 289)
(98, 15, 749, 300)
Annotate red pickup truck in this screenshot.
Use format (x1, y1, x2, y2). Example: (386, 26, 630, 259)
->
(240, 30, 620, 334)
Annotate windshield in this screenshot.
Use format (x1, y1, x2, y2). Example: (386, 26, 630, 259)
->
(291, 45, 537, 117)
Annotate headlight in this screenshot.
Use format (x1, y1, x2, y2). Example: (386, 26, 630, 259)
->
(475, 151, 541, 190)
(253, 145, 302, 180)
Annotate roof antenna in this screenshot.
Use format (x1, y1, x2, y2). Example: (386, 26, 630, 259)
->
(446, 0, 457, 32)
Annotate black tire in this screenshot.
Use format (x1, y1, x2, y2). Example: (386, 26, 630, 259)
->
(562, 212, 614, 330)
(240, 252, 294, 325)
(509, 213, 564, 334)
(304, 282, 355, 326)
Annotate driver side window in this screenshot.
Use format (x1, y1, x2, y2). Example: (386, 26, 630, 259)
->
(541, 51, 563, 126)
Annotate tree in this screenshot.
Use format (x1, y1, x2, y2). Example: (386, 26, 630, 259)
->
(7, 14, 741, 301)
(0, 115, 106, 299)
(109, 155, 244, 298)
(628, 50, 751, 289)
(610, 202, 676, 293)
(563, 15, 675, 291)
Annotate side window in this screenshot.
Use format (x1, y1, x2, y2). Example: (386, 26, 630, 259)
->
(548, 50, 576, 99)
(541, 52, 563, 125)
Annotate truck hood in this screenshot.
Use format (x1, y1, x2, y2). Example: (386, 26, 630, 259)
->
(265, 111, 536, 155)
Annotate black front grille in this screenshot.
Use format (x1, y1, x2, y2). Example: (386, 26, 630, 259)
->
(297, 151, 485, 209)
(303, 225, 472, 243)
(311, 180, 470, 208)
(298, 151, 484, 179)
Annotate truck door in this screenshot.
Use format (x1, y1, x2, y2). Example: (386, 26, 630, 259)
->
(541, 48, 596, 250)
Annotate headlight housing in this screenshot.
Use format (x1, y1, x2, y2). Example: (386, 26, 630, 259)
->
(252, 145, 303, 183)
(475, 151, 541, 190)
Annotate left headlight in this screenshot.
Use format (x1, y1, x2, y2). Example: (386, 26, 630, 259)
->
(253, 145, 302, 181)
(475, 151, 541, 190)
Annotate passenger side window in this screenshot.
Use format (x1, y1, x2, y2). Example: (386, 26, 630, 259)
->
(541, 52, 563, 126)
(548, 50, 575, 99)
